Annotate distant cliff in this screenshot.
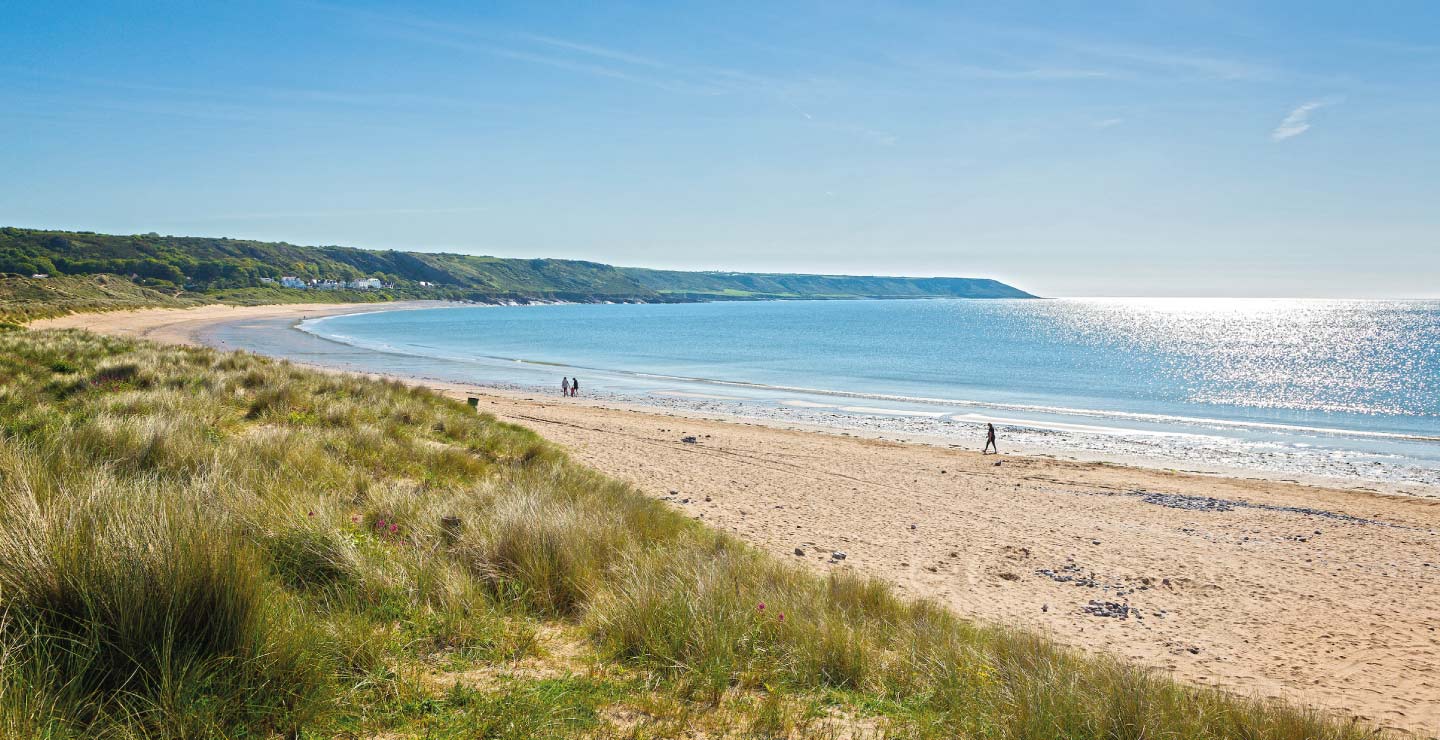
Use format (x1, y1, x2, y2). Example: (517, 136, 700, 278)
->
(0, 227, 1035, 304)
(619, 268, 1034, 300)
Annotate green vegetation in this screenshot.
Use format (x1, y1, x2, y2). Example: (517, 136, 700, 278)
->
(0, 227, 1033, 320)
(624, 269, 1034, 300)
(0, 327, 1384, 738)
(0, 274, 212, 325)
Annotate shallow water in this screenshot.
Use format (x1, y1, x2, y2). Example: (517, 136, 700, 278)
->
(209, 298, 1440, 490)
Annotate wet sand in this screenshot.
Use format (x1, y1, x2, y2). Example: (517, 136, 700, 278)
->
(32, 304, 1440, 736)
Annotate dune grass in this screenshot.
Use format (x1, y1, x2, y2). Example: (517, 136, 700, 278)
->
(0, 328, 1392, 738)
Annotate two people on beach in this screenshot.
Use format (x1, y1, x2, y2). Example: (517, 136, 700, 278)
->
(982, 422, 998, 455)
(561, 376, 580, 397)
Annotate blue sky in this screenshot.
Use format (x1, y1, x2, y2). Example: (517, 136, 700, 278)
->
(3, 1, 1438, 297)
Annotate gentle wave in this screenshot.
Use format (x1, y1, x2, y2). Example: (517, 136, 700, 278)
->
(299, 316, 1440, 445)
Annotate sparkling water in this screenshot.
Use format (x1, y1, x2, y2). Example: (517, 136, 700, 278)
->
(213, 298, 1440, 489)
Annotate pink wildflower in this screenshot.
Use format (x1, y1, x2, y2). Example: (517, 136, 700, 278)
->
(390, 523, 399, 534)
(778, 613, 785, 623)
(756, 601, 765, 612)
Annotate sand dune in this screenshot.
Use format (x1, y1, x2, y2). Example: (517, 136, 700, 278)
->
(33, 304, 1440, 737)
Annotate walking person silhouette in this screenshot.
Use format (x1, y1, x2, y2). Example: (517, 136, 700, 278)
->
(983, 422, 998, 454)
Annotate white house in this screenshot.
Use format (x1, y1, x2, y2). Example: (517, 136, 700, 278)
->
(279, 276, 306, 288)
(348, 278, 383, 290)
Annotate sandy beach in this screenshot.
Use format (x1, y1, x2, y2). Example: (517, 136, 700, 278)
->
(33, 304, 1440, 736)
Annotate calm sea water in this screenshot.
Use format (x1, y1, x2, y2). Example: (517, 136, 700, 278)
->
(215, 298, 1440, 489)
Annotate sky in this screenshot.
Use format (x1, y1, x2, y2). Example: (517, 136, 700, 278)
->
(3, 1, 1438, 298)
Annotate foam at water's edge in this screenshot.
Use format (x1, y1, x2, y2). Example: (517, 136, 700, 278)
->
(203, 310, 1440, 492)
(298, 314, 1440, 445)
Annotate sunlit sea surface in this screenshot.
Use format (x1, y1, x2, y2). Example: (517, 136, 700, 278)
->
(211, 298, 1440, 490)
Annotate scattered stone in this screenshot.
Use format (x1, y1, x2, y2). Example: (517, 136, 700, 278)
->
(1091, 539, 1101, 545)
(681, 436, 698, 444)
(1082, 600, 1139, 620)
(1035, 563, 1100, 588)
(993, 461, 1003, 467)
(1131, 491, 1389, 526)
(794, 547, 806, 557)
(998, 571, 1020, 581)
(1141, 492, 1236, 512)
(1041, 604, 1049, 613)
(831, 551, 847, 561)
(1187, 646, 1201, 654)
(909, 523, 917, 530)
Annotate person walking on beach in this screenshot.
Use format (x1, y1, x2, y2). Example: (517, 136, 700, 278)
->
(570, 377, 580, 397)
(983, 423, 998, 454)
(561, 377, 570, 397)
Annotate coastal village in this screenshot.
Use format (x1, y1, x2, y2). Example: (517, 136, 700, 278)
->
(262, 275, 388, 290)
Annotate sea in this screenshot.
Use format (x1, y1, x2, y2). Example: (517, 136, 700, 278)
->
(206, 298, 1440, 492)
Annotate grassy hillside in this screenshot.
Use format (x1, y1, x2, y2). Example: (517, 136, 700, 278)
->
(0, 274, 210, 325)
(0, 274, 402, 325)
(0, 227, 1034, 307)
(0, 327, 1382, 739)
(620, 269, 1034, 300)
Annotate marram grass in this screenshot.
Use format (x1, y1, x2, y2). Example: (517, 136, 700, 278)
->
(0, 328, 1392, 738)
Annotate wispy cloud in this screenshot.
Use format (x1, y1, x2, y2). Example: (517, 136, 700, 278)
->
(950, 65, 1113, 81)
(376, 25, 714, 94)
(1093, 117, 1124, 129)
(1072, 43, 1279, 82)
(306, 3, 907, 147)
(1271, 97, 1341, 141)
(310, 3, 726, 95)
(513, 32, 669, 69)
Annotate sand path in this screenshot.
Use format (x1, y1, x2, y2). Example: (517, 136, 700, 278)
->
(33, 305, 1440, 736)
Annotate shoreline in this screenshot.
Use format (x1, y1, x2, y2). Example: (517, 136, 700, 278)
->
(30, 303, 1440, 735)
(44, 301, 1439, 497)
(261, 303, 1440, 497)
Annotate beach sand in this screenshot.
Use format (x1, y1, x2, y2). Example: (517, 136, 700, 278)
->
(33, 304, 1440, 736)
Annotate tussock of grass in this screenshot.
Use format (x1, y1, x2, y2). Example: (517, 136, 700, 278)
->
(0, 329, 1392, 738)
